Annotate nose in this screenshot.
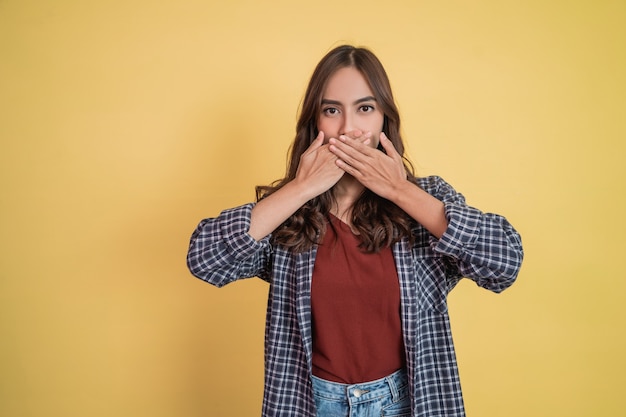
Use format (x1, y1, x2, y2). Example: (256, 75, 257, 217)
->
(340, 113, 355, 136)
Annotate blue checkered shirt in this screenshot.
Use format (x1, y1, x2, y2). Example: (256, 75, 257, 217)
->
(187, 176, 523, 417)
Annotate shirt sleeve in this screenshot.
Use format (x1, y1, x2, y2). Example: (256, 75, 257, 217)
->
(186, 203, 272, 287)
(425, 176, 524, 293)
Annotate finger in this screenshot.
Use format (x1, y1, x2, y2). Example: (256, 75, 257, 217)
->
(329, 140, 369, 171)
(314, 131, 325, 146)
(340, 130, 371, 143)
(335, 134, 377, 158)
(305, 131, 325, 154)
(379, 132, 401, 160)
(335, 157, 360, 177)
(343, 129, 363, 140)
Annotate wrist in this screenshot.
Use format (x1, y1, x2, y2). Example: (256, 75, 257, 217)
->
(389, 179, 416, 205)
(285, 178, 318, 204)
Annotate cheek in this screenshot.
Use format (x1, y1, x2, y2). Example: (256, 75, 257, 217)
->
(375, 114, 385, 132)
(317, 118, 336, 136)
(368, 115, 384, 148)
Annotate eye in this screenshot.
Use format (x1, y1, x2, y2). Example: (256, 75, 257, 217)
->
(322, 107, 340, 116)
(359, 104, 375, 112)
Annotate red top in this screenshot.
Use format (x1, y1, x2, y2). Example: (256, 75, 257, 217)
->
(311, 214, 405, 383)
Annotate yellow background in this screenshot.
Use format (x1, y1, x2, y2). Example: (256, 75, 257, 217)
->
(1, 0, 624, 416)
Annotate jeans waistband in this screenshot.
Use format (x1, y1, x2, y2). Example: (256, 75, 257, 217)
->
(311, 369, 408, 404)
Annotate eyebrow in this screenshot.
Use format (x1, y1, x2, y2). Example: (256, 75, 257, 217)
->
(321, 96, 377, 106)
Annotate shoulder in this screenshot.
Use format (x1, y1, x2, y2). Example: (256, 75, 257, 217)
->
(413, 175, 468, 207)
(415, 175, 447, 190)
(415, 175, 454, 197)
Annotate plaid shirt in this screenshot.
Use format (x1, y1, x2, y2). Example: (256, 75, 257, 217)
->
(187, 176, 523, 417)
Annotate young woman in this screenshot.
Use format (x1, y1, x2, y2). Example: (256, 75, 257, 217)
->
(187, 45, 523, 417)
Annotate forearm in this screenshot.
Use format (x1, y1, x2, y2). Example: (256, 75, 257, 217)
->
(248, 180, 314, 241)
(390, 180, 448, 238)
(187, 204, 271, 286)
(433, 204, 523, 292)
(405, 175, 523, 292)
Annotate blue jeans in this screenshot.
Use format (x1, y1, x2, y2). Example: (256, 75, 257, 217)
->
(311, 369, 411, 417)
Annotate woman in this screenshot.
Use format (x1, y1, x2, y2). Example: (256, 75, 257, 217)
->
(187, 45, 523, 417)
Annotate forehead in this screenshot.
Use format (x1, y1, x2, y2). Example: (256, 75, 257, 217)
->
(323, 67, 374, 99)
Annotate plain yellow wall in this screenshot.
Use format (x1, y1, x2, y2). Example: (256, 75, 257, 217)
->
(1, 0, 625, 416)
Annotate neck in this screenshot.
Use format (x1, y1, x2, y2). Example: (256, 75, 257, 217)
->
(331, 175, 365, 222)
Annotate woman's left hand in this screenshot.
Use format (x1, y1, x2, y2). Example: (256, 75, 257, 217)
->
(328, 132, 408, 201)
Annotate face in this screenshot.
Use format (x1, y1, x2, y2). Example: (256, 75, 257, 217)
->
(317, 66, 384, 148)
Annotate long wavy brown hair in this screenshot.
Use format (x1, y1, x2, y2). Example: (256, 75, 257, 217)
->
(256, 45, 419, 253)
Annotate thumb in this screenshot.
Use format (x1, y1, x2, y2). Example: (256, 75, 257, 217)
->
(380, 132, 400, 159)
(310, 131, 325, 149)
(302, 131, 324, 157)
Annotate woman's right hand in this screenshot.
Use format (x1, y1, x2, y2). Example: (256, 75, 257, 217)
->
(293, 131, 345, 200)
(248, 131, 366, 241)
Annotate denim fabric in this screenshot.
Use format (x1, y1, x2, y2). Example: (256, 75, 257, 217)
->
(312, 369, 411, 417)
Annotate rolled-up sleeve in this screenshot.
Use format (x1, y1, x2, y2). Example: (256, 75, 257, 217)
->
(186, 203, 272, 287)
(425, 177, 524, 293)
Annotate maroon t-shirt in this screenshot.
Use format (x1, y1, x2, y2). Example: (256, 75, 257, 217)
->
(311, 214, 406, 383)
